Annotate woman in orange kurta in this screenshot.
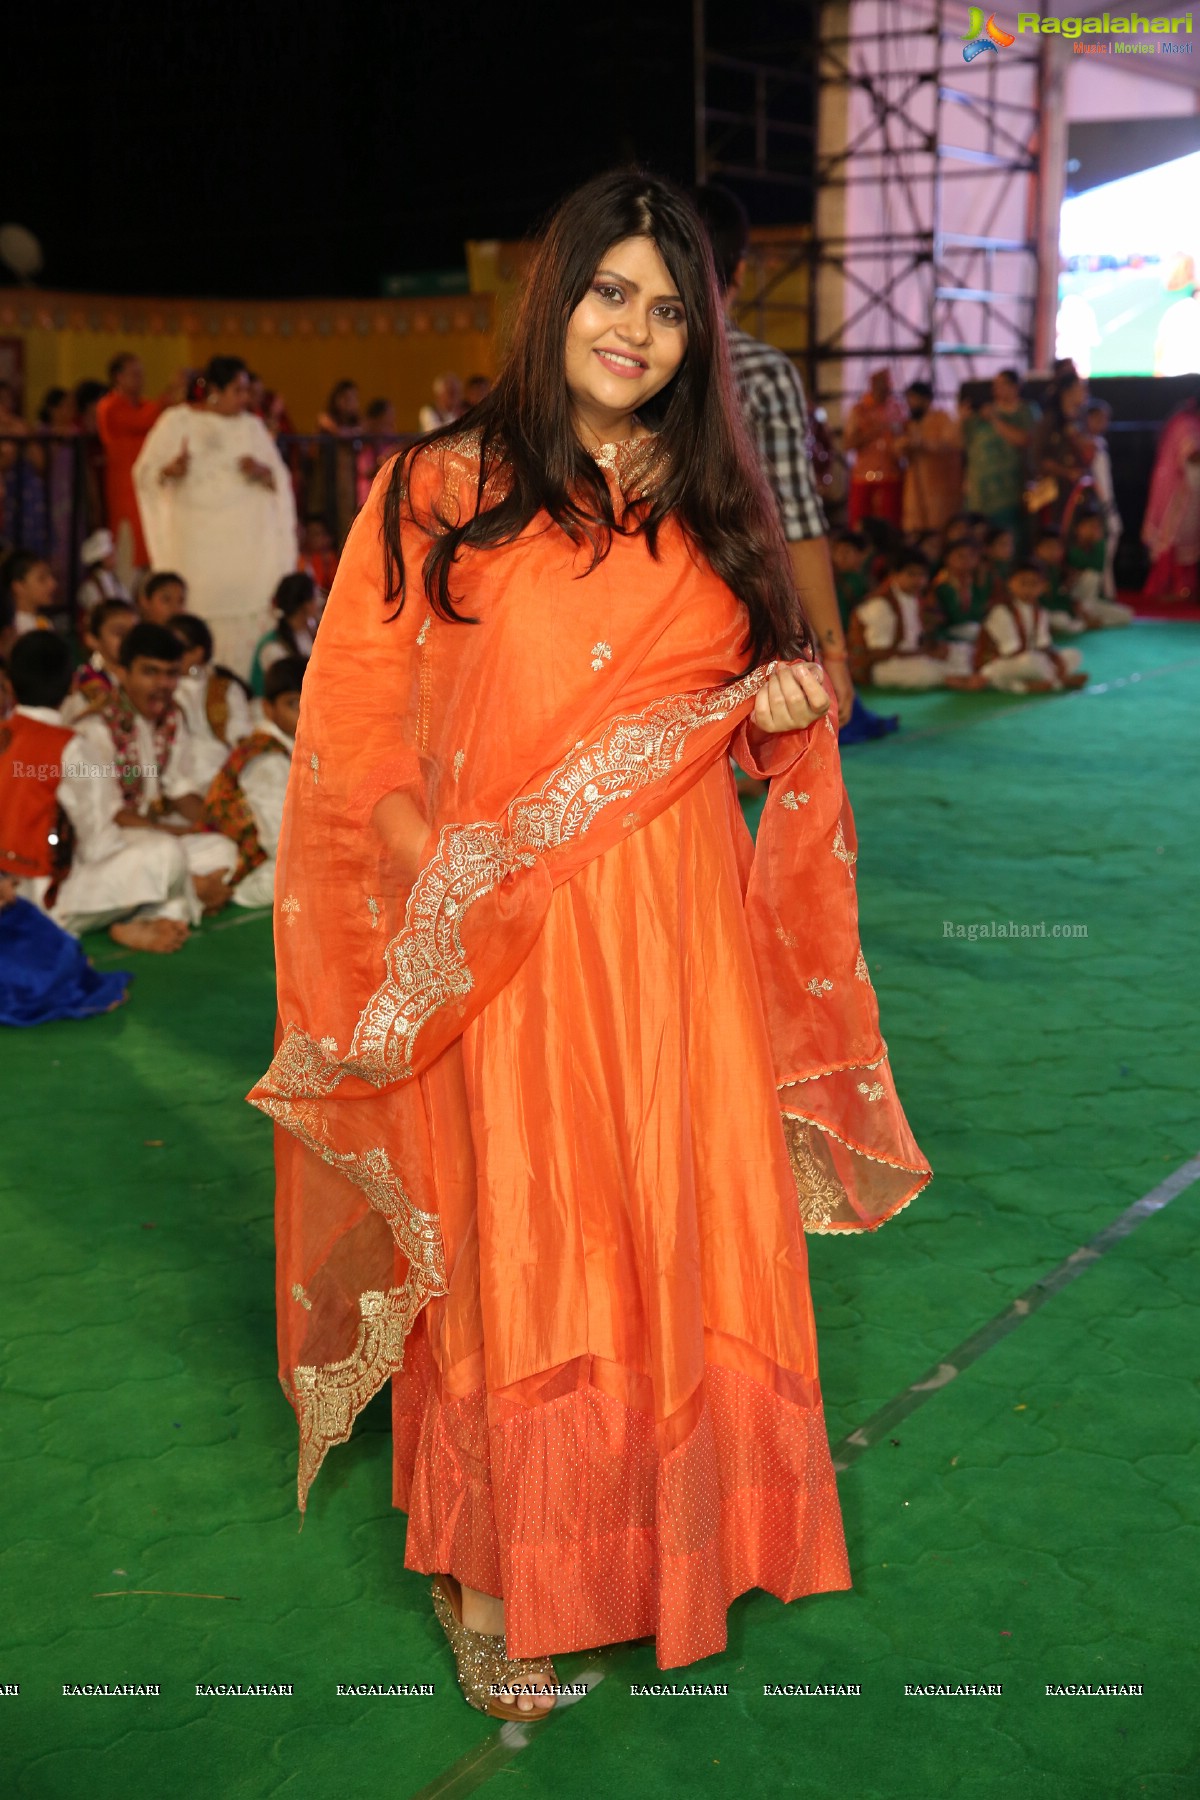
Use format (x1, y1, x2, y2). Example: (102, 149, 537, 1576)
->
(247, 171, 930, 1721)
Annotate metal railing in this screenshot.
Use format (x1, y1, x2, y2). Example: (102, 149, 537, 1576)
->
(0, 430, 418, 625)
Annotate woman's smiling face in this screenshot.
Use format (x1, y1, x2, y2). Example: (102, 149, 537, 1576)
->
(564, 235, 688, 443)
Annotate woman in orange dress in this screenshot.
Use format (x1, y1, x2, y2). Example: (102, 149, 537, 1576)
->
(247, 170, 930, 1721)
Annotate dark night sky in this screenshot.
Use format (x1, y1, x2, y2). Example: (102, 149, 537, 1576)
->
(3, 1, 816, 299)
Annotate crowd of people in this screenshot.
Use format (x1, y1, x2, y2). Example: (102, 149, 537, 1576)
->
(832, 359, 1200, 698)
(0, 358, 490, 592)
(0, 347, 494, 1017)
(1, 191, 1198, 1026)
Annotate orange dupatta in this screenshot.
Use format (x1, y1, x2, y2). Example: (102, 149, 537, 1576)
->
(245, 432, 931, 1512)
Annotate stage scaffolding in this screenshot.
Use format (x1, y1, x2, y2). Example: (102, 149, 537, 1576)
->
(694, 0, 1056, 420)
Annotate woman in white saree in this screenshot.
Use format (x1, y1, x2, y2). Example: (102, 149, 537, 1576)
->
(133, 356, 298, 679)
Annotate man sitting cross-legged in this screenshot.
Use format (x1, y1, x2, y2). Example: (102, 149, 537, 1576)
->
(54, 621, 239, 953)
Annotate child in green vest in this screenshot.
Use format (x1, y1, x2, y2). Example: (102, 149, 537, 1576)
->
(249, 573, 320, 699)
(1066, 509, 1134, 628)
(982, 524, 1015, 601)
(831, 529, 872, 629)
(1033, 526, 1084, 635)
(931, 538, 992, 643)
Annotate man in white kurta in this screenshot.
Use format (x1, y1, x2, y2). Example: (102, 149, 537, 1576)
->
(54, 624, 239, 939)
(132, 361, 297, 683)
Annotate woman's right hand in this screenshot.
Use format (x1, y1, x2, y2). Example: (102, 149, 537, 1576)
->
(160, 440, 190, 482)
(750, 660, 832, 736)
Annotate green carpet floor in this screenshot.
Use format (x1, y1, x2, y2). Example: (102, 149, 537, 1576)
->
(2, 621, 1197, 1799)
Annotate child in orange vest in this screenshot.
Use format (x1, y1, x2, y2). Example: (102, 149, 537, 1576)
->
(0, 633, 132, 1021)
(199, 655, 303, 908)
(62, 597, 136, 724)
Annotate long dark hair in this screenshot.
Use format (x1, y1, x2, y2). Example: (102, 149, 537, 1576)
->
(380, 168, 810, 675)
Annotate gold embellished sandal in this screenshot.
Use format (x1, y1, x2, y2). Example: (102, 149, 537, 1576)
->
(431, 1573, 559, 1722)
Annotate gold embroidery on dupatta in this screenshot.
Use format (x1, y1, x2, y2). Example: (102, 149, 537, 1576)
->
(258, 662, 772, 1507)
(782, 1117, 845, 1230)
(291, 1283, 313, 1310)
(854, 948, 870, 982)
(291, 1276, 431, 1510)
(253, 1095, 446, 1291)
(590, 641, 613, 672)
(347, 669, 770, 1081)
(832, 821, 857, 870)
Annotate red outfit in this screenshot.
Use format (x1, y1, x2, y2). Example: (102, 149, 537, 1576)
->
(0, 712, 74, 890)
(96, 392, 165, 566)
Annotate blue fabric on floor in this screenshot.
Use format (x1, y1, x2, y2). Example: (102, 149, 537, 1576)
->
(839, 700, 901, 744)
(0, 897, 132, 1026)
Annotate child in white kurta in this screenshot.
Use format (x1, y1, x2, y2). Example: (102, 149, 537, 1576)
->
(974, 564, 1087, 694)
(1085, 400, 1123, 603)
(1066, 512, 1135, 629)
(172, 612, 254, 790)
(849, 551, 974, 689)
(197, 655, 302, 910)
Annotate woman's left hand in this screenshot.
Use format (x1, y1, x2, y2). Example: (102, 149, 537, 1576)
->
(751, 659, 832, 735)
(239, 455, 276, 490)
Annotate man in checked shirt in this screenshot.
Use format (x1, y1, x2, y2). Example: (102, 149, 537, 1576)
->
(694, 185, 857, 752)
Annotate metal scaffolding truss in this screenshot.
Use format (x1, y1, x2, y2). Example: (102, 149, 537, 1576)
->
(694, 0, 1049, 415)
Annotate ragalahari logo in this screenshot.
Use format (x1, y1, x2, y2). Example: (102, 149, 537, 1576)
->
(962, 9, 1017, 58)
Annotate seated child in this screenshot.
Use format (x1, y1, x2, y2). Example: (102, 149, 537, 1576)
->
(1084, 398, 1122, 600)
(1032, 526, 1084, 635)
(297, 516, 338, 597)
(931, 537, 992, 642)
(135, 570, 188, 627)
(981, 524, 1015, 599)
(831, 529, 872, 629)
(972, 562, 1087, 693)
(3, 550, 58, 638)
(61, 596, 136, 724)
(171, 613, 254, 790)
(912, 528, 944, 569)
(1066, 509, 1134, 628)
(199, 655, 303, 908)
(0, 631, 78, 904)
(75, 527, 130, 632)
(53, 622, 240, 953)
(249, 572, 320, 698)
(848, 550, 975, 689)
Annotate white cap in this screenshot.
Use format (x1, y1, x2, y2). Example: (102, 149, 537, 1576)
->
(81, 528, 115, 565)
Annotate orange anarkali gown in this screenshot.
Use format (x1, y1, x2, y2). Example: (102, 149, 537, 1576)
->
(247, 432, 930, 1671)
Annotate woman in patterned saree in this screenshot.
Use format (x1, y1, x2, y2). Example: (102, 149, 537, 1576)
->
(247, 170, 930, 1721)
